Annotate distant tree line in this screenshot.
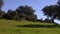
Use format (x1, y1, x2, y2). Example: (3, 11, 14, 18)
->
(0, 5, 37, 21)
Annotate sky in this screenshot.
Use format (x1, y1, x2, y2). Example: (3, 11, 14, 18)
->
(2, 0, 60, 24)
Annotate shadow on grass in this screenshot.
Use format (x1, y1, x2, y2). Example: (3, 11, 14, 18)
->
(17, 24, 60, 28)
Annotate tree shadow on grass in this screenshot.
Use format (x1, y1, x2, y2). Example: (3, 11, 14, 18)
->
(17, 24, 60, 28)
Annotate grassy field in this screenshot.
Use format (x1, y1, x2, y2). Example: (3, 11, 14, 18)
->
(0, 19, 60, 34)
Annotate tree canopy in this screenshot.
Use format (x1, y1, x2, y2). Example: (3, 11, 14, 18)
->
(0, 0, 3, 10)
(2, 5, 37, 21)
(42, 0, 60, 23)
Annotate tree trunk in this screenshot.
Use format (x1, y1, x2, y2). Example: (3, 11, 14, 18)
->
(51, 18, 54, 23)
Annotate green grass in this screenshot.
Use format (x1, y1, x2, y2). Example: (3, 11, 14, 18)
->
(0, 19, 60, 34)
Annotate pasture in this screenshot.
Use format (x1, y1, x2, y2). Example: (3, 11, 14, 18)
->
(0, 19, 60, 34)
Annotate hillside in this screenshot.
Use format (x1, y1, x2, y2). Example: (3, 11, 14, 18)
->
(0, 19, 60, 34)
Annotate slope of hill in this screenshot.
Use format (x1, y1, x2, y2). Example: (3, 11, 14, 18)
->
(0, 19, 60, 34)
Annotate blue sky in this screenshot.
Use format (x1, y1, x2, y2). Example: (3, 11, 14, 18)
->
(2, 0, 60, 24)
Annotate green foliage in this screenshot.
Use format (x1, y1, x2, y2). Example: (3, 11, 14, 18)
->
(0, 10, 5, 19)
(16, 5, 37, 21)
(42, 0, 60, 23)
(2, 5, 37, 21)
(0, 0, 3, 10)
